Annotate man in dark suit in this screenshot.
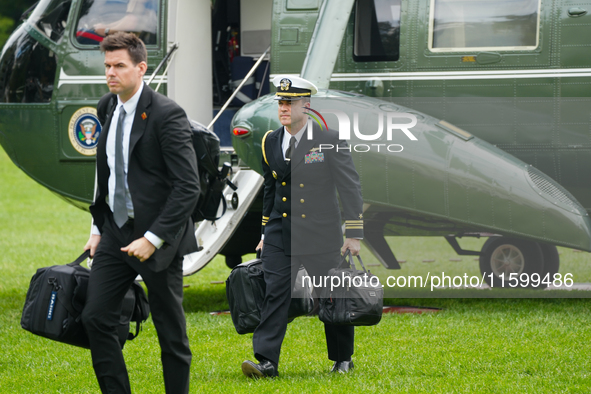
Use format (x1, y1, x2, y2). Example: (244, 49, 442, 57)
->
(81, 32, 199, 394)
(242, 76, 364, 378)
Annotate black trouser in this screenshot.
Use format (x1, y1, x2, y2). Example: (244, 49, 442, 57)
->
(81, 215, 191, 394)
(252, 243, 354, 366)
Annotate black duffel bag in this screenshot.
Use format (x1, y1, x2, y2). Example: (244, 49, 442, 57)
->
(318, 251, 383, 326)
(226, 258, 314, 334)
(21, 250, 149, 349)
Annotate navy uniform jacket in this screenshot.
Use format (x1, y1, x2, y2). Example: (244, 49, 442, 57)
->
(261, 123, 363, 256)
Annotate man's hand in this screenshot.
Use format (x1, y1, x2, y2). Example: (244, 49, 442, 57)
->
(255, 239, 264, 252)
(121, 237, 156, 262)
(341, 238, 361, 256)
(84, 234, 102, 258)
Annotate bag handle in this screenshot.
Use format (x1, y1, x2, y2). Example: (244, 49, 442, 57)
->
(336, 249, 368, 273)
(354, 253, 368, 273)
(68, 250, 91, 267)
(200, 196, 227, 222)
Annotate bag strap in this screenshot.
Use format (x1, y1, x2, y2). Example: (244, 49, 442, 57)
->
(127, 281, 150, 341)
(55, 290, 80, 318)
(336, 250, 353, 269)
(200, 196, 227, 222)
(354, 254, 368, 273)
(68, 250, 91, 267)
(337, 250, 367, 273)
(194, 131, 220, 177)
(128, 322, 141, 341)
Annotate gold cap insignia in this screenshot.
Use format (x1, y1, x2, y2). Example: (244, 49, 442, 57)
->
(280, 78, 291, 91)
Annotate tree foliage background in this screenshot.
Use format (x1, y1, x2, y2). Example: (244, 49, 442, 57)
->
(0, 0, 39, 49)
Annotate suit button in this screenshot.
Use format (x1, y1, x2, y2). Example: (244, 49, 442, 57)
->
(283, 213, 287, 217)
(301, 214, 306, 219)
(282, 197, 287, 202)
(282, 182, 286, 186)
(300, 183, 304, 188)
(300, 199, 304, 203)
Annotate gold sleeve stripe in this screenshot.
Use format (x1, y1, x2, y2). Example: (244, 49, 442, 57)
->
(261, 130, 273, 166)
(346, 226, 364, 229)
(346, 220, 364, 223)
(263, 216, 270, 220)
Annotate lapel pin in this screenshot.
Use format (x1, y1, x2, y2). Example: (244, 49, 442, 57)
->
(141, 112, 147, 120)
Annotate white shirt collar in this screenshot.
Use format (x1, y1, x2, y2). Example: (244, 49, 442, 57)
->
(283, 123, 307, 146)
(117, 82, 144, 114)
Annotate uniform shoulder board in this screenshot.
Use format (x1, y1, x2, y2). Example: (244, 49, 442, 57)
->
(261, 130, 273, 166)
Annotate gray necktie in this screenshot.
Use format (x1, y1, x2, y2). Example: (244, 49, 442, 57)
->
(113, 106, 128, 227)
(285, 136, 296, 163)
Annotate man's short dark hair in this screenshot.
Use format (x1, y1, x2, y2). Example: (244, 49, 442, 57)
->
(100, 32, 147, 65)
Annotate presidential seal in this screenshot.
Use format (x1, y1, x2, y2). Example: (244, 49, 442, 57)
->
(68, 107, 101, 156)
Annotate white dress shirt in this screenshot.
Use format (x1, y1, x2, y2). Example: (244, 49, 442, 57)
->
(282, 124, 307, 159)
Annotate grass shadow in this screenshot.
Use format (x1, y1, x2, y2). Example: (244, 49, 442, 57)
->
(183, 285, 229, 313)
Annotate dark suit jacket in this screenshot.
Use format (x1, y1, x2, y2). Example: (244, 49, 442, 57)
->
(90, 84, 200, 271)
(261, 123, 363, 256)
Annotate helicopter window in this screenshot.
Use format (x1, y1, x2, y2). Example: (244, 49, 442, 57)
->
(27, 0, 72, 42)
(0, 29, 57, 103)
(430, 0, 540, 52)
(75, 0, 159, 46)
(354, 0, 401, 62)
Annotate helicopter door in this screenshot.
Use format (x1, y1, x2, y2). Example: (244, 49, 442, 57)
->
(553, 0, 591, 210)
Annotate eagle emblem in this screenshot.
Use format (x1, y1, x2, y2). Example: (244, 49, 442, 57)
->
(80, 119, 98, 145)
(280, 78, 291, 91)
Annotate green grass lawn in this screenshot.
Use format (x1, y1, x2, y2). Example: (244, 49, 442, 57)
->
(2, 149, 591, 393)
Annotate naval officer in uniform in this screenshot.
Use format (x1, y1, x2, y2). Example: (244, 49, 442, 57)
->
(241, 76, 364, 378)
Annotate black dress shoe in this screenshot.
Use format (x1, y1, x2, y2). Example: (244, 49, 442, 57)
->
(242, 359, 279, 378)
(331, 360, 354, 373)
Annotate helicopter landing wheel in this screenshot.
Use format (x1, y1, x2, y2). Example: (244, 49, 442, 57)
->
(479, 237, 546, 289)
